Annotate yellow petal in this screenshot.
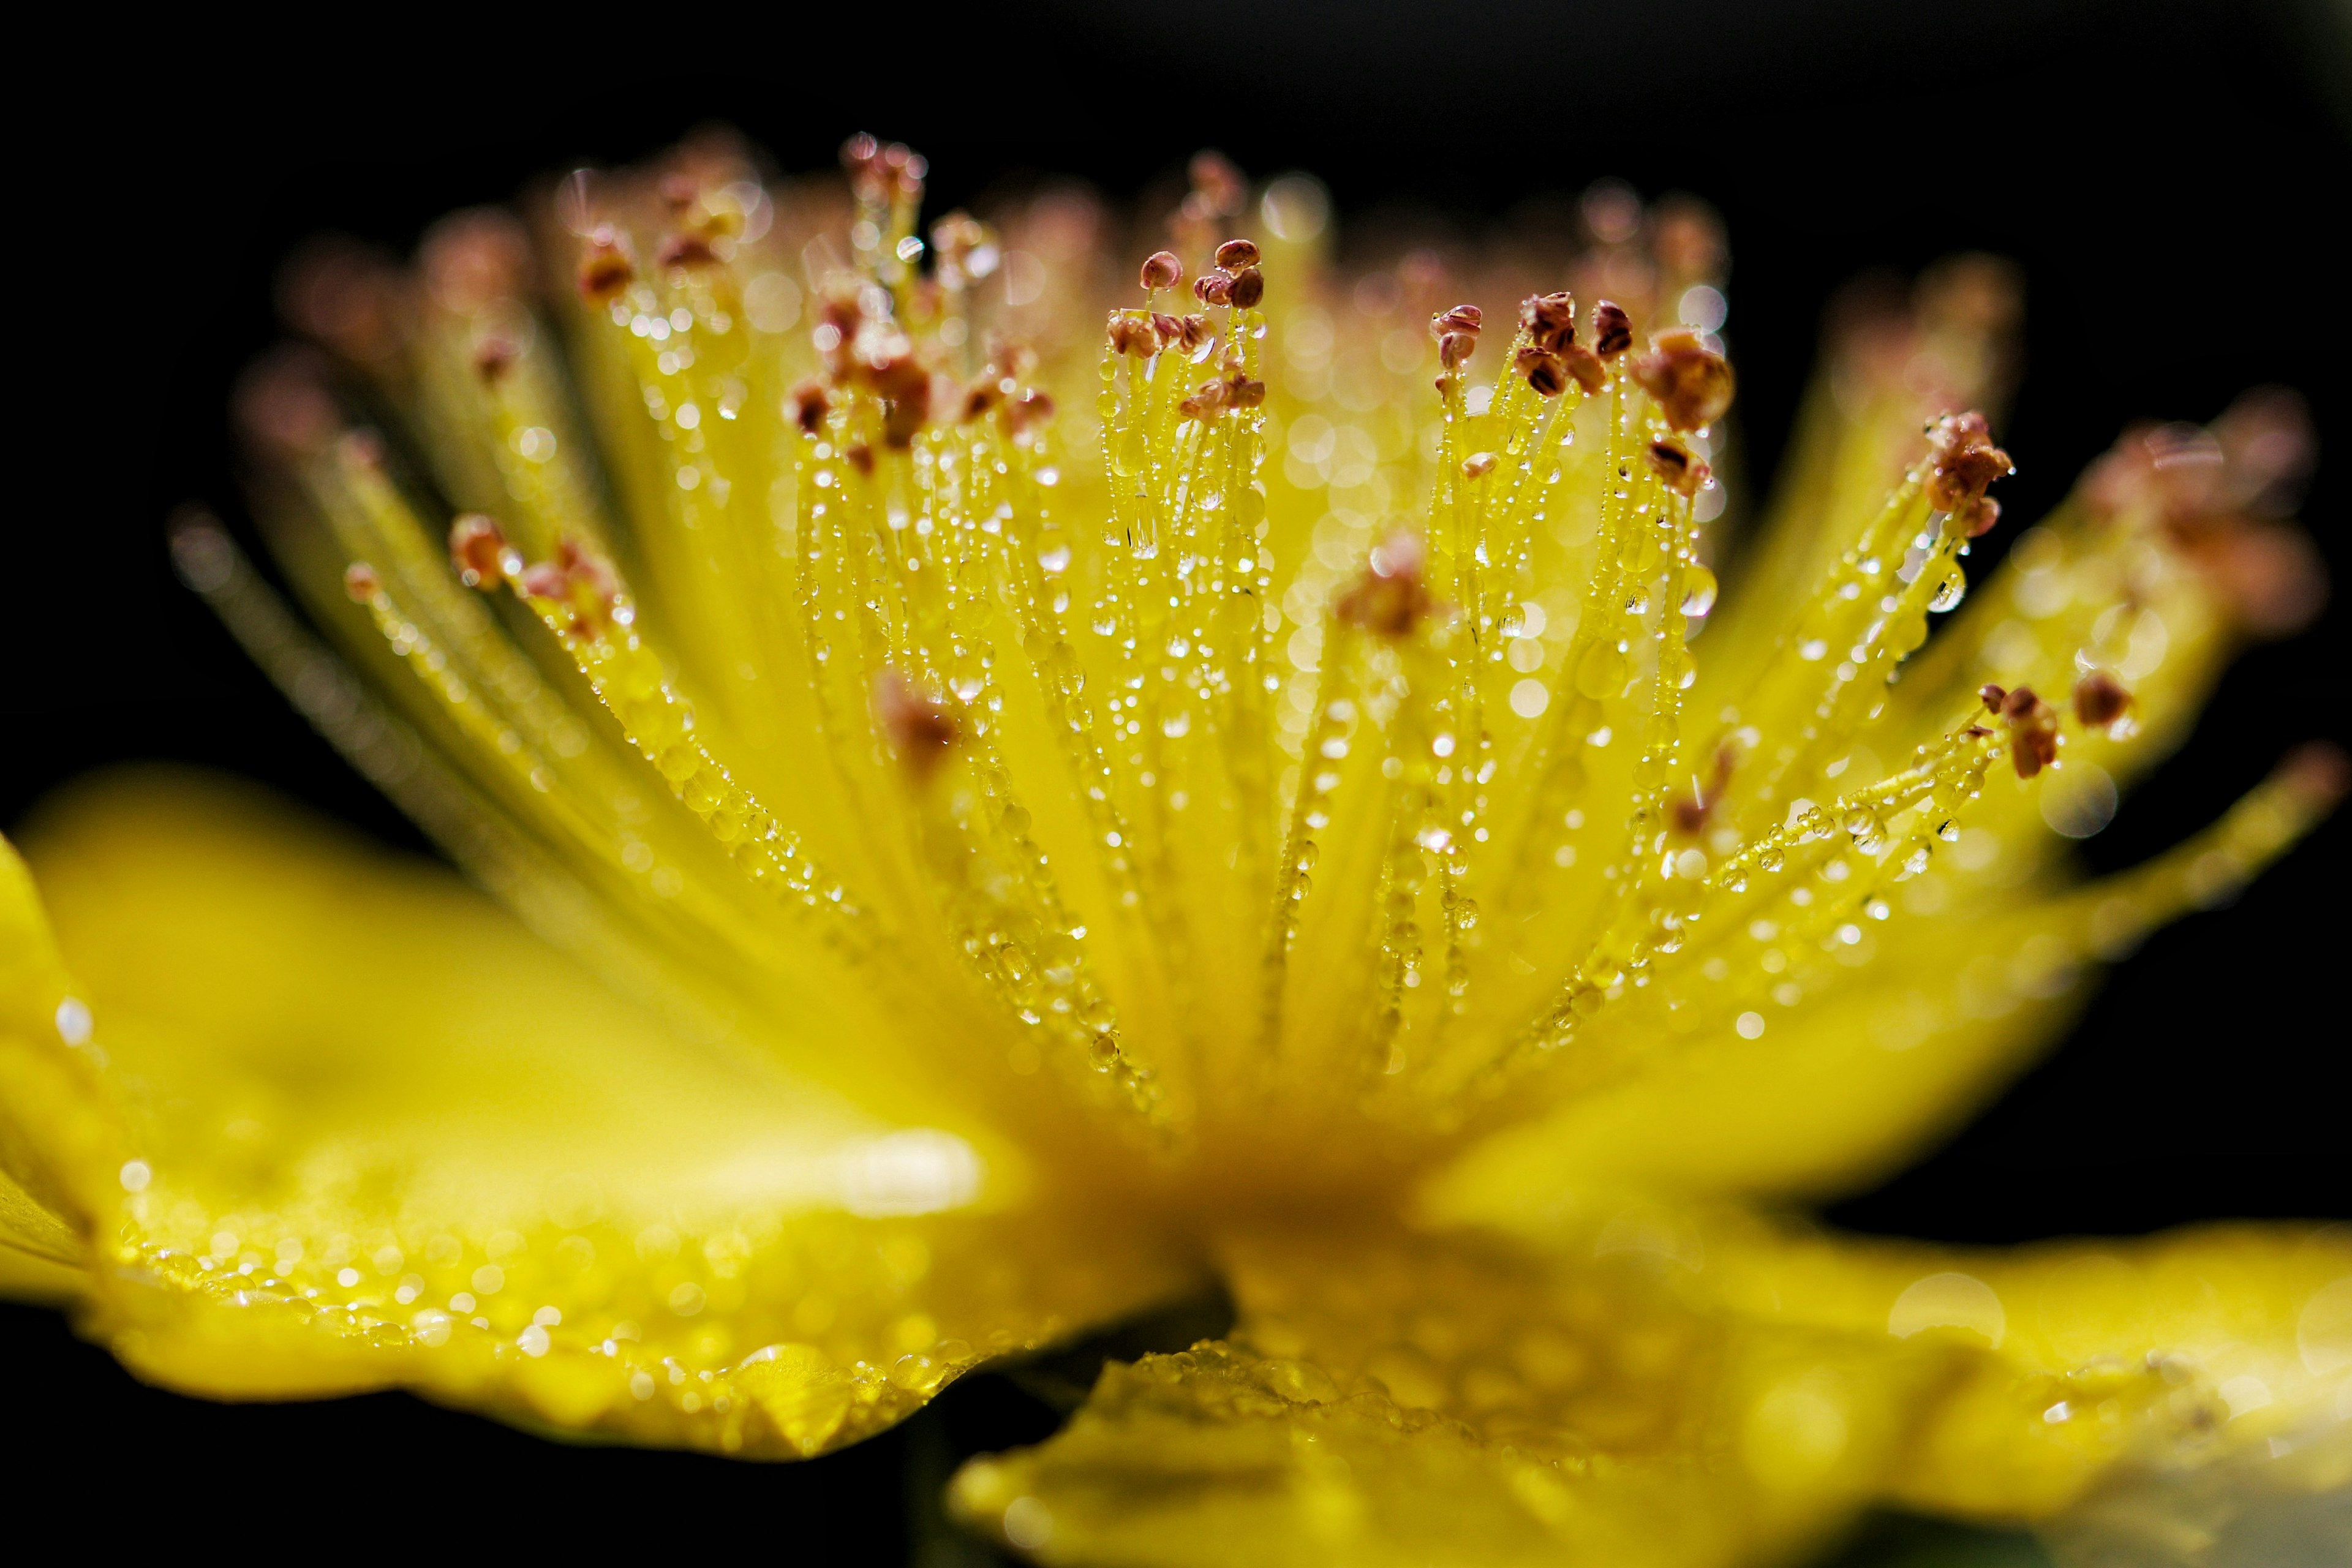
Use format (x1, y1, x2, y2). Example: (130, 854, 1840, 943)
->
(952, 1223, 1954, 1567)
(1695, 1215, 2352, 1521)
(0, 828, 121, 1264)
(8, 770, 1195, 1456)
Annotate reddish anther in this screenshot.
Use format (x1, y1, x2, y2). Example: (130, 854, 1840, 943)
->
(1140, 251, 1183, 291)
(472, 334, 518, 382)
(1432, 304, 1482, 337)
(1645, 439, 1708, 497)
(1561, 344, 1607, 393)
(2073, 670, 2133, 728)
(1629, 328, 1735, 431)
(1516, 346, 1568, 396)
(655, 233, 720, 271)
(577, 230, 635, 303)
(448, 514, 512, 589)
(1591, 301, 1633, 358)
(788, 380, 831, 435)
(1999, 685, 2060, 777)
(1926, 411, 2015, 512)
(1107, 312, 1161, 356)
(1336, 533, 1437, 639)
(876, 672, 963, 782)
(1519, 292, 1577, 353)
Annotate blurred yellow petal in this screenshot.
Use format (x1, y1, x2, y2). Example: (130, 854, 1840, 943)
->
(9, 771, 1196, 1455)
(952, 1223, 1954, 1567)
(0, 1167, 81, 1271)
(0, 829, 122, 1264)
(1694, 1215, 2352, 1521)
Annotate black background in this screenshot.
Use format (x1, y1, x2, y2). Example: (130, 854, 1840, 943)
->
(6, 3, 2346, 1555)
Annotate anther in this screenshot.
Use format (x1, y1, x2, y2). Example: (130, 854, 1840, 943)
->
(1438, 331, 1478, 369)
(655, 233, 720, 271)
(843, 133, 924, 205)
(1106, 312, 1160, 356)
(930, 213, 994, 286)
(1591, 301, 1633, 359)
(1519, 292, 1577, 353)
(420, 210, 531, 315)
(1999, 685, 2059, 778)
(1188, 151, 1248, 219)
(2278, 741, 2352, 812)
(1006, 388, 1055, 431)
(1670, 745, 1737, 835)
(1926, 411, 2015, 513)
(1335, 532, 1436, 638)
(1561, 344, 1607, 393)
(1629, 328, 1735, 431)
(519, 561, 570, 601)
(1227, 266, 1265, 310)
(1979, 683, 2008, 712)
(1515, 345, 1568, 396)
(2072, 670, 2133, 729)
(577, 229, 635, 303)
(1215, 238, 1260, 270)
(233, 348, 344, 457)
(472, 333, 518, 383)
(279, 239, 407, 369)
(1432, 304, 1483, 337)
(1194, 270, 1235, 307)
(342, 562, 381, 603)
(1140, 251, 1183, 292)
(788, 380, 831, 435)
(1645, 439, 1708, 497)
(1181, 379, 1230, 420)
(338, 430, 388, 473)
(449, 514, 514, 589)
(875, 672, 962, 782)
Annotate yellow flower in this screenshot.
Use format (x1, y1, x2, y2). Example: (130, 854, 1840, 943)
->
(3, 135, 2346, 1564)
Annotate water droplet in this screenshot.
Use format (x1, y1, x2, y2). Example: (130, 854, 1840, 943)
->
(1577, 643, 1629, 698)
(1841, 808, 1887, 854)
(1048, 642, 1085, 697)
(1680, 564, 1719, 618)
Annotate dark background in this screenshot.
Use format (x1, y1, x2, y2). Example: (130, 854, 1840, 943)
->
(7, 3, 2346, 1556)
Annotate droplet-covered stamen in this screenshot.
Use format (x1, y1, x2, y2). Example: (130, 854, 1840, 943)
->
(226, 137, 2335, 1184)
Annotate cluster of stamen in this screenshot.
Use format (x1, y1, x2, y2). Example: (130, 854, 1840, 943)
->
(212, 132, 2335, 1178)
